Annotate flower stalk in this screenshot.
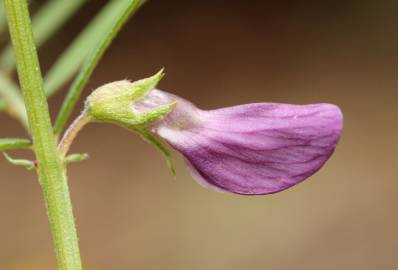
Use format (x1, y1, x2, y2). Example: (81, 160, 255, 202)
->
(4, 1, 82, 269)
(58, 112, 90, 158)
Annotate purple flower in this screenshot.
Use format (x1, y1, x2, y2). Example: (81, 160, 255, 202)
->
(134, 89, 343, 195)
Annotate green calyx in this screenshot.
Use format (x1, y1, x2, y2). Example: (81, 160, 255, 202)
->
(85, 70, 175, 129)
(84, 70, 177, 175)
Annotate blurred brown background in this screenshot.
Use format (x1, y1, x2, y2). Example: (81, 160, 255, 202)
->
(1, 1, 398, 269)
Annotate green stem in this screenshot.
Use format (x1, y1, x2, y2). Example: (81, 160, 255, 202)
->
(4, 1, 83, 270)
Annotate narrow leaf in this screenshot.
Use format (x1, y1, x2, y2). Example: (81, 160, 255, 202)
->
(0, 72, 28, 127)
(0, 1, 6, 37)
(0, 138, 31, 151)
(0, 0, 87, 72)
(3, 152, 35, 170)
(54, 0, 146, 135)
(45, 0, 138, 97)
(0, 99, 7, 111)
(65, 153, 89, 164)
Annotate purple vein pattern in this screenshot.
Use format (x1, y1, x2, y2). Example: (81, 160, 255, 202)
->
(134, 89, 343, 195)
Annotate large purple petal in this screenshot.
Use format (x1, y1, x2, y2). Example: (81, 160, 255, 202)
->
(135, 89, 343, 195)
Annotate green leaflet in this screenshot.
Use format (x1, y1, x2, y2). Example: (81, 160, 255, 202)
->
(0, 0, 86, 127)
(3, 152, 35, 170)
(44, 0, 138, 97)
(64, 153, 89, 164)
(0, 72, 28, 127)
(0, 99, 7, 111)
(0, 1, 6, 36)
(54, 0, 146, 135)
(0, 0, 87, 72)
(0, 138, 31, 151)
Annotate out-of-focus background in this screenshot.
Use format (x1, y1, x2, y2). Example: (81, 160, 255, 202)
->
(1, 1, 398, 269)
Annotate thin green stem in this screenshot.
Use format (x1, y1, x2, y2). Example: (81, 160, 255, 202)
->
(58, 112, 90, 158)
(4, 1, 82, 270)
(54, 0, 146, 135)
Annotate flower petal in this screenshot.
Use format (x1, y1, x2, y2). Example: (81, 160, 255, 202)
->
(139, 90, 343, 195)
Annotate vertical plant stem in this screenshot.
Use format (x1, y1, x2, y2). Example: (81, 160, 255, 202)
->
(4, 1, 83, 270)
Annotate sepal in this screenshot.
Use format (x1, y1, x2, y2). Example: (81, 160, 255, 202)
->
(137, 128, 176, 176)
